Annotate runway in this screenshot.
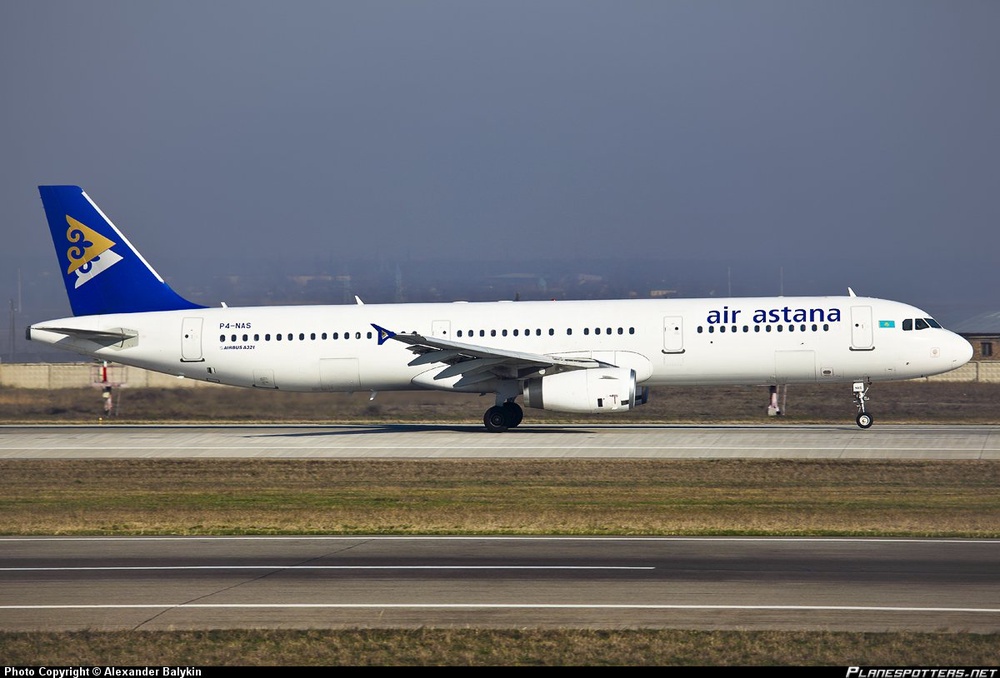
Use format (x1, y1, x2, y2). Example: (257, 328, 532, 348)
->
(2, 423, 1000, 459)
(3, 424, 997, 633)
(2, 536, 998, 632)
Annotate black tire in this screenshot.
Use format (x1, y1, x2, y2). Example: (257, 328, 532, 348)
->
(484, 406, 509, 432)
(856, 412, 873, 429)
(502, 401, 524, 428)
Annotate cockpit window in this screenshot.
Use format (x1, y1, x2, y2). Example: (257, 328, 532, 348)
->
(903, 317, 943, 331)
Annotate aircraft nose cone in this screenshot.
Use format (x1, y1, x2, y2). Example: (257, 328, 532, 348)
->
(946, 332, 973, 367)
(957, 334, 973, 366)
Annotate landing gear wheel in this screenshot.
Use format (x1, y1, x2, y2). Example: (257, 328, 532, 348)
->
(484, 406, 509, 433)
(502, 401, 523, 428)
(852, 381, 873, 429)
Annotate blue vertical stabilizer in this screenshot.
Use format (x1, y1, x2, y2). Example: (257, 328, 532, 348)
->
(38, 185, 203, 316)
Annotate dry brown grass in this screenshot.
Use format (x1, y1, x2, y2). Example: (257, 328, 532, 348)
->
(2, 629, 998, 666)
(1, 458, 997, 536)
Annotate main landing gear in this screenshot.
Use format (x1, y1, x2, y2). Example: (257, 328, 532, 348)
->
(853, 381, 873, 429)
(483, 401, 523, 433)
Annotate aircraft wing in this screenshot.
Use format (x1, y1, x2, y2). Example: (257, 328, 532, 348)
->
(372, 323, 601, 384)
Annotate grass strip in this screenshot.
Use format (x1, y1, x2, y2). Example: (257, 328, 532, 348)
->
(2, 629, 999, 666)
(1, 459, 998, 537)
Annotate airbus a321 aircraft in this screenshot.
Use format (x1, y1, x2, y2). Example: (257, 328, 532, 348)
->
(28, 185, 973, 431)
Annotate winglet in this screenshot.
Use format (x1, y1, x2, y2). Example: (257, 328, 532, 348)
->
(371, 323, 396, 345)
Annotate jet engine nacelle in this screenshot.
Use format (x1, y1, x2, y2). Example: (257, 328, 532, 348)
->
(523, 367, 645, 413)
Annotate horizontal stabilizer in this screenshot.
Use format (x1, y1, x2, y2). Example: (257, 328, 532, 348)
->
(29, 326, 136, 341)
(28, 324, 138, 349)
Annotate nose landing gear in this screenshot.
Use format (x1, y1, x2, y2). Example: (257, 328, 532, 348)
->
(853, 381, 873, 429)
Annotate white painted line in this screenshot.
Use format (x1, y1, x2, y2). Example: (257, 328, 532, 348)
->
(0, 565, 654, 572)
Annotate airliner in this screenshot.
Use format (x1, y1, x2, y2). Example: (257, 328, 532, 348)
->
(28, 185, 973, 431)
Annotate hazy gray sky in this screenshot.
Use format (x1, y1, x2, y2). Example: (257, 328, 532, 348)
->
(2, 2, 998, 289)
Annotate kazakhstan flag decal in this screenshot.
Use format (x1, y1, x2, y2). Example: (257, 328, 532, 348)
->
(879, 320, 895, 328)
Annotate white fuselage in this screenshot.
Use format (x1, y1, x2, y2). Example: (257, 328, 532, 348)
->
(29, 295, 973, 393)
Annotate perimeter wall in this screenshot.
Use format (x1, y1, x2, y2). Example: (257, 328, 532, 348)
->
(0, 361, 996, 389)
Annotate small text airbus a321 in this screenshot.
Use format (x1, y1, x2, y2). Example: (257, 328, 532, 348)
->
(28, 186, 973, 431)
